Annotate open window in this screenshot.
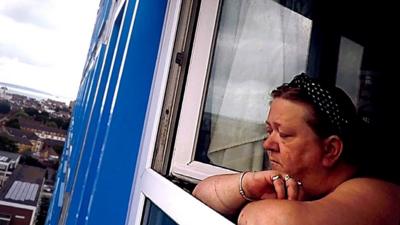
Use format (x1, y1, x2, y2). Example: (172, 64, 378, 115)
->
(170, 0, 313, 182)
(166, 0, 396, 183)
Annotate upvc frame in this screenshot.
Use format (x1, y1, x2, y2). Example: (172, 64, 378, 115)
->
(170, 0, 237, 183)
(113, 0, 126, 23)
(103, 0, 127, 44)
(126, 1, 233, 224)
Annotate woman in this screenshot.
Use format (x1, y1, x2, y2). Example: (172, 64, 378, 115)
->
(192, 74, 400, 225)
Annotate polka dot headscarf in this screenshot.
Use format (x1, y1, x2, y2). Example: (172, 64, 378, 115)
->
(288, 73, 350, 132)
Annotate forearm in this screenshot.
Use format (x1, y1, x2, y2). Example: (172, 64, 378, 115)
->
(192, 170, 292, 215)
(192, 173, 247, 215)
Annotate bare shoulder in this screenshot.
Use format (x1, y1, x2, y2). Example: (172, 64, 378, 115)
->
(312, 178, 400, 225)
(335, 177, 400, 202)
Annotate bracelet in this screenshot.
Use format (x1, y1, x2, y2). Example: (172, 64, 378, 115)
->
(239, 171, 255, 202)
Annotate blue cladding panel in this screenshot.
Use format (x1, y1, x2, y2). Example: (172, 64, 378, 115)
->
(45, 139, 69, 224)
(65, 4, 124, 222)
(67, 8, 125, 223)
(75, 44, 116, 225)
(46, 61, 94, 225)
(65, 44, 107, 224)
(66, 69, 96, 193)
(84, 1, 168, 225)
(89, 0, 113, 54)
(46, 0, 168, 224)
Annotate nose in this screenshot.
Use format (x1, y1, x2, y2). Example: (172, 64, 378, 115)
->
(263, 132, 279, 152)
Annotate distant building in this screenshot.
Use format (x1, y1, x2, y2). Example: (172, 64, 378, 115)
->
(39, 99, 69, 120)
(41, 99, 65, 109)
(37, 148, 59, 163)
(0, 151, 21, 188)
(9, 95, 28, 109)
(0, 165, 45, 225)
(0, 132, 32, 154)
(19, 119, 66, 142)
(0, 87, 12, 101)
(1, 127, 40, 153)
(68, 100, 75, 111)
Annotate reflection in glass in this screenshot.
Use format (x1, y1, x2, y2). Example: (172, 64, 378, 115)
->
(335, 37, 364, 106)
(141, 199, 178, 225)
(195, 0, 312, 171)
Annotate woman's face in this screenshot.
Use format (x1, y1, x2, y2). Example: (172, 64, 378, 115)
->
(263, 97, 324, 179)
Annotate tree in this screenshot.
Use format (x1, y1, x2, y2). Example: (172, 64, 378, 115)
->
(23, 107, 39, 117)
(35, 111, 50, 123)
(49, 117, 63, 129)
(45, 117, 70, 130)
(0, 100, 11, 114)
(20, 152, 45, 168)
(5, 118, 20, 129)
(41, 111, 50, 118)
(0, 136, 18, 153)
(14, 110, 29, 118)
(46, 121, 58, 128)
(62, 119, 71, 130)
(53, 145, 64, 156)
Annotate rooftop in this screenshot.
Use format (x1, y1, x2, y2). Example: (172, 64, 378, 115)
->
(0, 151, 20, 162)
(19, 118, 67, 135)
(0, 165, 45, 206)
(5, 127, 39, 141)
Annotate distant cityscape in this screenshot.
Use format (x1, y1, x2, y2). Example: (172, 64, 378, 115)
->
(0, 82, 72, 105)
(0, 85, 72, 225)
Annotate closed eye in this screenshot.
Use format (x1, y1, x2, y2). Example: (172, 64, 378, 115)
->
(279, 132, 291, 138)
(278, 129, 293, 138)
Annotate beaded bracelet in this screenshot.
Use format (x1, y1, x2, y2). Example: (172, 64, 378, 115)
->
(239, 171, 255, 202)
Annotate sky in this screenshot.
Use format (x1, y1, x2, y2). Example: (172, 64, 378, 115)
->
(0, 0, 100, 103)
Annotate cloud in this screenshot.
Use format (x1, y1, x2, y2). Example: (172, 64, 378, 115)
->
(0, 13, 59, 66)
(0, 0, 57, 29)
(0, 56, 82, 101)
(0, 43, 37, 66)
(0, 0, 99, 102)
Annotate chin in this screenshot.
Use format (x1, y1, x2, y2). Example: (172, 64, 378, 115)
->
(269, 161, 281, 170)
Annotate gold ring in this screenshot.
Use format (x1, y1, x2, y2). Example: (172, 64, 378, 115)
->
(284, 174, 292, 181)
(271, 175, 281, 182)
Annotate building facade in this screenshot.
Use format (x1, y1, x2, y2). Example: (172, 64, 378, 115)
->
(0, 151, 21, 188)
(0, 165, 45, 225)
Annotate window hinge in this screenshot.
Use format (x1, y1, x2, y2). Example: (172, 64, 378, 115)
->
(175, 52, 185, 66)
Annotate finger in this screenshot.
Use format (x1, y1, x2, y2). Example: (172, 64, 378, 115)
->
(260, 191, 276, 200)
(270, 174, 286, 199)
(284, 175, 299, 200)
(297, 180, 305, 201)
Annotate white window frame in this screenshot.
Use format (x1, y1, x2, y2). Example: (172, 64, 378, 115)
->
(170, 0, 237, 183)
(126, 1, 233, 224)
(170, 0, 315, 182)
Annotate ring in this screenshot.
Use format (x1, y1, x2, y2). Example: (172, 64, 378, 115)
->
(271, 175, 281, 182)
(297, 181, 303, 187)
(284, 174, 292, 181)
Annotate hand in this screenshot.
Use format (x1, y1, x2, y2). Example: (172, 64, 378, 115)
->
(242, 170, 304, 201)
(269, 174, 304, 201)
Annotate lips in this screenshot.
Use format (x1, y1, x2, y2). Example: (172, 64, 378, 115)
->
(269, 160, 280, 164)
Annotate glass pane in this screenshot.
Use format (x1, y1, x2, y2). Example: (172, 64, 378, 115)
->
(195, 0, 312, 171)
(335, 37, 364, 106)
(141, 199, 178, 225)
